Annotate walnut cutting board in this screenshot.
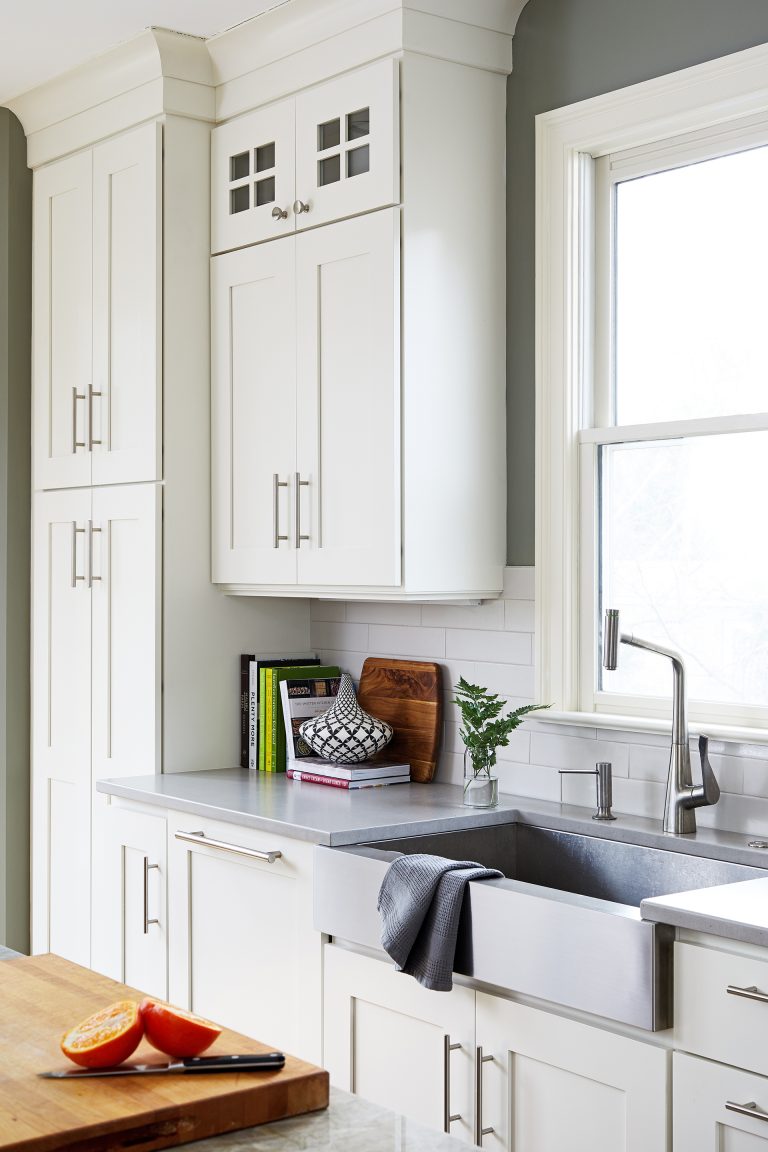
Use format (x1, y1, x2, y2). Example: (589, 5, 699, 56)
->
(0, 954, 328, 1152)
(357, 657, 442, 782)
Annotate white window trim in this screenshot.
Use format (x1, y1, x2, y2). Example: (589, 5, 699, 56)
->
(535, 39, 768, 744)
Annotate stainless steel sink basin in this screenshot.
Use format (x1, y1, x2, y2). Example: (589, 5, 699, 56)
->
(314, 821, 767, 1031)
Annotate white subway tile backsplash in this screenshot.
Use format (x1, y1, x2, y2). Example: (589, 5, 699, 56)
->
(421, 599, 506, 631)
(531, 732, 630, 776)
(311, 620, 369, 653)
(504, 599, 535, 632)
(503, 567, 535, 599)
(447, 628, 531, 665)
(346, 601, 423, 626)
(306, 566, 768, 835)
(368, 624, 447, 658)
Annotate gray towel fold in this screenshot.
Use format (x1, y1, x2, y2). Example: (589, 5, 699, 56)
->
(377, 853, 503, 991)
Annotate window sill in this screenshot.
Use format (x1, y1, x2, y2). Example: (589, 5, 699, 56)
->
(540, 710, 768, 750)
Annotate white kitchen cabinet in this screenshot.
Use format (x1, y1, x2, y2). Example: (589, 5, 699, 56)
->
(323, 944, 668, 1151)
(33, 121, 160, 491)
(674, 1051, 768, 1149)
(167, 815, 322, 1065)
(212, 49, 506, 600)
(324, 943, 476, 1145)
(31, 484, 159, 964)
(475, 991, 668, 1152)
(211, 58, 398, 254)
(212, 208, 399, 589)
(91, 801, 167, 999)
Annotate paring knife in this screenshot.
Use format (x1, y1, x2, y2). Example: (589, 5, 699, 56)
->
(39, 1052, 286, 1078)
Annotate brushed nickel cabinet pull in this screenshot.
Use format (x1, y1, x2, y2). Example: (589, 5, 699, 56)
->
(88, 522, 102, 587)
(443, 1035, 462, 1133)
(273, 474, 289, 548)
(72, 387, 86, 451)
(295, 473, 310, 548)
(71, 523, 86, 587)
(726, 1100, 768, 1123)
(271, 205, 288, 220)
(175, 830, 282, 864)
(88, 385, 102, 448)
(143, 857, 160, 935)
(727, 985, 768, 1004)
(475, 1047, 494, 1146)
(293, 199, 310, 214)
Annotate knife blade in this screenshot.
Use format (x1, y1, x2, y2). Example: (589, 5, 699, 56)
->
(39, 1052, 286, 1078)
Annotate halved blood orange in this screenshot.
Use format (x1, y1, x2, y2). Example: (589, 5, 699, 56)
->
(139, 998, 222, 1059)
(60, 1000, 143, 1068)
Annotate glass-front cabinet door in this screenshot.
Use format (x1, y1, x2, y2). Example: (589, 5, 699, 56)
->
(211, 98, 296, 254)
(294, 57, 399, 231)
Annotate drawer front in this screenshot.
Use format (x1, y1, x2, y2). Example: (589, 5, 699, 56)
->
(676, 941, 768, 1075)
(674, 1051, 768, 1149)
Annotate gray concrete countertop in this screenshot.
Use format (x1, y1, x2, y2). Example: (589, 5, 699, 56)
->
(186, 1087, 467, 1151)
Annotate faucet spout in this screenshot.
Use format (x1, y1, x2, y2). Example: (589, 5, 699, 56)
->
(602, 609, 719, 834)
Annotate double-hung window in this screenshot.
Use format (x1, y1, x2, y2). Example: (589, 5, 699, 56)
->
(536, 43, 768, 738)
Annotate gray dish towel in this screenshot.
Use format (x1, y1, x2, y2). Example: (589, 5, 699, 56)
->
(377, 853, 502, 991)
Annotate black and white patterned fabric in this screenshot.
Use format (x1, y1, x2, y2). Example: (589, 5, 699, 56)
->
(299, 673, 393, 764)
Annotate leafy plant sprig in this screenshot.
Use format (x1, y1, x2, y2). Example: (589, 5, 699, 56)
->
(452, 677, 549, 776)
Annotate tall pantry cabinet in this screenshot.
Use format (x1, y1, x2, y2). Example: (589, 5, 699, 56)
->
(21, 31, 307, 966)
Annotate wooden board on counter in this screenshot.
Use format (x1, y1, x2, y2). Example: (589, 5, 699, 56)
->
(357, 657, 442, 783)
(0, 954, 328, 1152)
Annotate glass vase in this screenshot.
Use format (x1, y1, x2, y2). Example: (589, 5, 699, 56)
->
(463, 749, 499, 808)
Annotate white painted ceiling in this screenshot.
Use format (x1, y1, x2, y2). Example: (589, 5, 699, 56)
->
(0, 0, 289, 105)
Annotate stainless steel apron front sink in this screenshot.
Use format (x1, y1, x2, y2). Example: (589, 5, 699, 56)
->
(314, 823, 766, 1030)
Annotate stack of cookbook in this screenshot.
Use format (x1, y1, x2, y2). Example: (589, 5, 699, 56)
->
(286, 757, 411, 790)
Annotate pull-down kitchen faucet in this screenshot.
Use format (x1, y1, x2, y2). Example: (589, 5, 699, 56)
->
(603, 609, 720, 834)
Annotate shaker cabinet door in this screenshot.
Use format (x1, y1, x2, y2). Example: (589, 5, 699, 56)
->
(211, 240, 298, 585)
(33, 152, 93, 491)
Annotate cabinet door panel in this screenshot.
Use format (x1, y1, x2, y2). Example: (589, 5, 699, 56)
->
(674, 1052, 768, 1150)
(476, 992, 668, 1152)
(33, 152, 93, 490)
(296, 209, 400, 587)
(295, 58, 399, 231)
(324, 945, 475, 1145)
(91, 484, 160, 780)
(91, 800, 167, 999)
(211, 242, 298, 585)
(211, 100, 296, 254)
(32, 490, 92, 960)
(92, 123, 161, 486)
(167, 819, 320, 1063)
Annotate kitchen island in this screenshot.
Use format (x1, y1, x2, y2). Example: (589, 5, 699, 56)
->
(186, 1087, 467, 1151)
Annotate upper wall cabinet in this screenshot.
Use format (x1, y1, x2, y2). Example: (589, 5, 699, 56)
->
(33, 121, 161, 491)
(211, 59, 399, 254)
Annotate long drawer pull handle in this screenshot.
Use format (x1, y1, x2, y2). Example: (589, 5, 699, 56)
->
(727, 985, 768, 1004)
(143, 857, 160, 935)
(273, 474, 289, 548)
(72, 387, 86, 451)
(88, 385, 103, 449)
(726, 1100, 768, 1123)
(443, 1035, 462, 1132)
(475, 1047, 494, 1146)
(295, 473, 310, 548)
(175, 830, 282, 864)
(71, 523, 87, 587)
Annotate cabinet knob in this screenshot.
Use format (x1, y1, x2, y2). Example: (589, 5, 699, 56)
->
(271, 206, 288, 221)
(293, 199, 310, 215)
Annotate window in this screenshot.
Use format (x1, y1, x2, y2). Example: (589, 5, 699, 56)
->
(536, 43, 768, 738)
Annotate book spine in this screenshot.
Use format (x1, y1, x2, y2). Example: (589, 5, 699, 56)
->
(248, 660, 258, 770)
(258, 667, 267, 770)
(287, 769, 350, 789)
(240, 654, 252, 769)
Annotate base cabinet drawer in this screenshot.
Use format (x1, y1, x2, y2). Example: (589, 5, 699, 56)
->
(675, 942, 768, 1076)
(674, 1051, 768, 1148)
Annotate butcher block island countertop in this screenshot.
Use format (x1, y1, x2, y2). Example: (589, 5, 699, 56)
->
(0, 954, 328, 1152)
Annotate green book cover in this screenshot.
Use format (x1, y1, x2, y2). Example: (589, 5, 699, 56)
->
(258, 666, 269, 771)
(270, 665, 341, 773)
(265, 668, 274, 771)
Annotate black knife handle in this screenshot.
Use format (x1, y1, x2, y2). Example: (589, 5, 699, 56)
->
(181, 1053, 285, 1071)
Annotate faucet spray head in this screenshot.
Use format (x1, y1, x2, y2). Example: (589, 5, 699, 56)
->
(603, 609, 620, 670)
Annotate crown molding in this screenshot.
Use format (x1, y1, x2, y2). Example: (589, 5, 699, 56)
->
(9, 27, 215, 167)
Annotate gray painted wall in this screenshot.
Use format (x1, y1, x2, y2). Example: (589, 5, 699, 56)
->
(506, 0, 768, 563)
(0, 107, 31, 953)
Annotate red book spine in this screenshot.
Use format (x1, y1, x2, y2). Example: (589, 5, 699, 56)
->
(287, 769, 350, 789)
